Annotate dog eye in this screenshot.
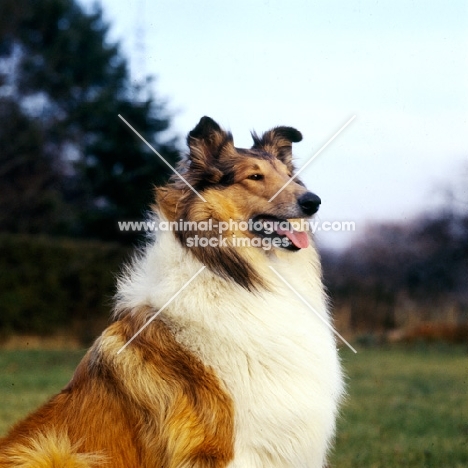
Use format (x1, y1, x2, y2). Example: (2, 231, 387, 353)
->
(247, 174, 264, 181)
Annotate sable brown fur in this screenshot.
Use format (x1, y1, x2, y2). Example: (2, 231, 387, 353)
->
(0, 311, 234, 467)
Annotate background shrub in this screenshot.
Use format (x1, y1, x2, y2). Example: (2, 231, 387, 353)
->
(0, 234, 130, 343)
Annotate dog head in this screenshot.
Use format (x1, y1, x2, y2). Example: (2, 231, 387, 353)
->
(156, 117, 321, 289)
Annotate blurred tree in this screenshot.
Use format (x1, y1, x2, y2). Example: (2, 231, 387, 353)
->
(0, 98, 69, 234)
(0, 0, 180, 243)
(322, 181, 468, 331)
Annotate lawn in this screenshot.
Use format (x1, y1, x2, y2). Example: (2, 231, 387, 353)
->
(0, 348, 85, 435)
(0, 345, 466, 467)
(330, 344, 468, 468)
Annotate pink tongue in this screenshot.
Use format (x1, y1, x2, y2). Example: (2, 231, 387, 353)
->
(276, 227, 309, 249)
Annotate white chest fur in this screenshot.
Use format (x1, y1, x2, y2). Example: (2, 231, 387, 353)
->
(116, 232, 344, 468)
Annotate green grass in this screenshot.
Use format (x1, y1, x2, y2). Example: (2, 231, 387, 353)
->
(0, 346, 466, 467)
(330, 344, 468, 468)
(0, 349, 85, 435)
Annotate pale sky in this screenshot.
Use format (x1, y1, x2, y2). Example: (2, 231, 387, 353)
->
(82, 0, 468, 247)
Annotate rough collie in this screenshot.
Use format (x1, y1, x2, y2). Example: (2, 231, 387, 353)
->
(0, 117, 344, 467)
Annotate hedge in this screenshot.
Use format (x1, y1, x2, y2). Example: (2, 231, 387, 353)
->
(0, 234, 130, 343)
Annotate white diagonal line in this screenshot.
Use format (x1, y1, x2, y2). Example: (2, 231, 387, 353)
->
(116, 266, 206, 354)
(269, 266, 357, 353)
(118, 114, 207, 202)
(269, 115, 356, 202)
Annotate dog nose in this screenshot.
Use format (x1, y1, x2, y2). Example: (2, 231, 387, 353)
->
(298, 192, 321, 216)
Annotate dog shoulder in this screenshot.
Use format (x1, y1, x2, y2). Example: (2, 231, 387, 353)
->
(0, 313, 235, 467)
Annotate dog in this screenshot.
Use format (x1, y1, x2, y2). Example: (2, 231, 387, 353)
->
(0, 117, 344, 467)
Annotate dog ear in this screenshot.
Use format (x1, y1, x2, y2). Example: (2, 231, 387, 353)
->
(251, 126, 302, 171)
(186, 117, 234, 185)
(187, 117, 234, 166)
